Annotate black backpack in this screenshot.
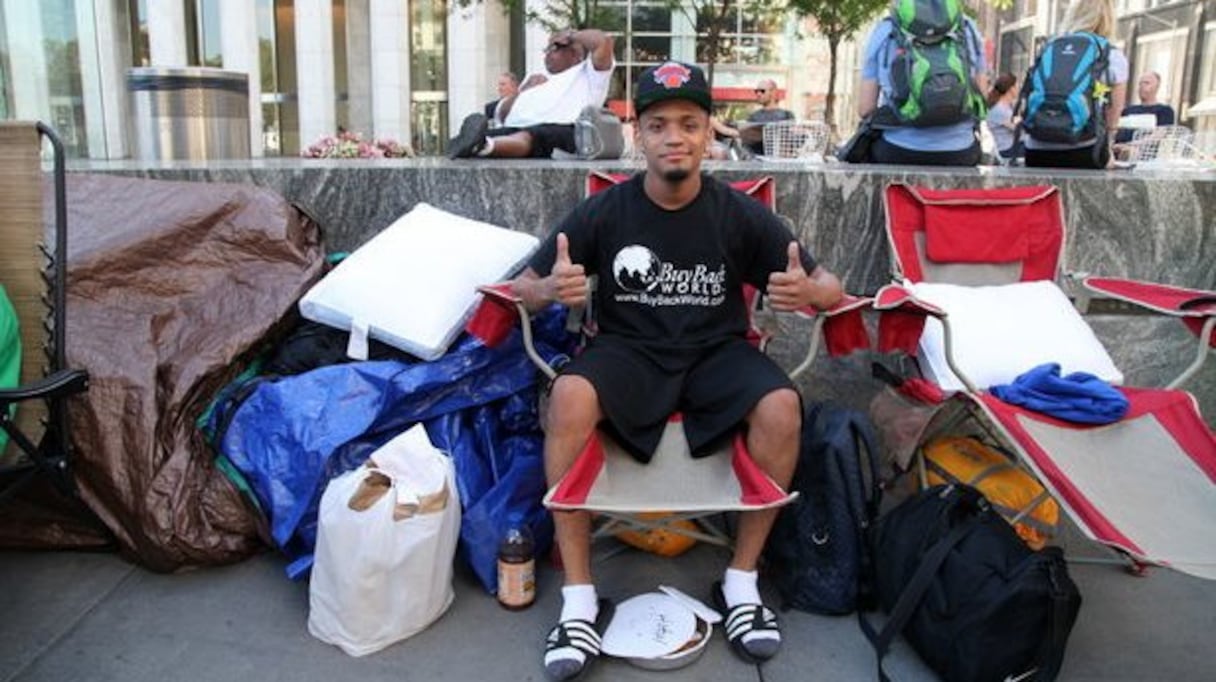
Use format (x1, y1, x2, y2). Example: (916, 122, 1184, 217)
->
(1019, 32, 1112, 144)
(764, 402, 882, 615)
(861, 485, 1082, 682)
(876, 0, 986, 128)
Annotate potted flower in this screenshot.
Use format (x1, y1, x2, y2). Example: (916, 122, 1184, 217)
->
(301, 130, 413, 158)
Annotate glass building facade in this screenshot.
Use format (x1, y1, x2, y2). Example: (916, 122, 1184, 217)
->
(1, 0, 854, 159)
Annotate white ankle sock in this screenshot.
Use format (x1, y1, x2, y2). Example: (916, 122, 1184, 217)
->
(723, 568, 761, 607)
(723, 568, 779, 652)
(477, 137, 495, 157)
(559, 584, 599, 623)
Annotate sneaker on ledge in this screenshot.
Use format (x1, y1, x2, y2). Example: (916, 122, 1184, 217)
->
(448, 113, 489, 159)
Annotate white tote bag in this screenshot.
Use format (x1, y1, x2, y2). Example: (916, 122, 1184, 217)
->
(308, 424, 461, 656)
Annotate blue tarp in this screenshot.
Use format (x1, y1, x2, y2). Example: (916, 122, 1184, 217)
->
(218, 307, 571, 589)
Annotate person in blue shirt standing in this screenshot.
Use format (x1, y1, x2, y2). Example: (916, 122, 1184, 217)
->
(856, 0, 989, 166)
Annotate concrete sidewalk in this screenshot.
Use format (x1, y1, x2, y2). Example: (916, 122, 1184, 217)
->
(2, 528, 1215, 682)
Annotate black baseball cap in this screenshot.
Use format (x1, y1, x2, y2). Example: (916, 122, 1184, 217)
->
(634, 61, 712, 115)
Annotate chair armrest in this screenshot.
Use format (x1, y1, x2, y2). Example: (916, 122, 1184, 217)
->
(0, 368, 89, 403)
(872, 284, 978, 394)
(872, 283, 946, 317)
(787, 294, 873, 381)
(476, 282, 524, 307)
(470, 283, 556, 380)
(1081, 277, 1216, 320)
(1081, 276, 1216, 390)
(873, 283, 945, 355)
(792, 293, 872, 319)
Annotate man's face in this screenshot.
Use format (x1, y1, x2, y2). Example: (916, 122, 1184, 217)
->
(635, 99, 710, 183)
(543, 32, 584, 75)
(755, 80, 776, 106)
(1138, 73, 1160, 103)
(497, 75, 518, 98)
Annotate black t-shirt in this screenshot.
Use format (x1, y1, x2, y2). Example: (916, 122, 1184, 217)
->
(528, 173, 817, 351)
(1115, 103, 1176, 143)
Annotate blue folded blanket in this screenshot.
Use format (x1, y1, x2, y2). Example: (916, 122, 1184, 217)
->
(989, 363, 1129, 425)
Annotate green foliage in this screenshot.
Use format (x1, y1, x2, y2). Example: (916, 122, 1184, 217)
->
(786, 0, 887, 129)
(786, 0, 888, 44)
(462, 0, 612, 33)
(475, 0, 789, 86)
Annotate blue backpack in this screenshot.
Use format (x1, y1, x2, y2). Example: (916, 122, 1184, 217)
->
(1020, 32, 1112, 144)
(764, 402, 882, 615)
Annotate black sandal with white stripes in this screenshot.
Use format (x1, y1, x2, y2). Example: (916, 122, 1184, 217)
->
(543, 599, 614, 681)
(712, 581, 781, 663)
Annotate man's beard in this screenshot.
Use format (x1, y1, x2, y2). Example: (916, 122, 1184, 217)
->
(660, 168, 691, 182)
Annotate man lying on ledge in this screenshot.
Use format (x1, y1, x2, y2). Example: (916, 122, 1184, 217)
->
(508, 61, 843, 680)
(448, 28, 614, 160)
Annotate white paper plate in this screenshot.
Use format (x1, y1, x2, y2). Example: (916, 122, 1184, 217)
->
(601, 593, 697, 659)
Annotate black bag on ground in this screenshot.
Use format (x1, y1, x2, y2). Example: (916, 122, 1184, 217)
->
(764, 402, 882, 614)
(861, 484, 1081, 682)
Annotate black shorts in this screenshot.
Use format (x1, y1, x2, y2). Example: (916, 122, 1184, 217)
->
(561, 336, 796, 463)
(1024, 143, 1109, 170)
(487, 123, 576, 158)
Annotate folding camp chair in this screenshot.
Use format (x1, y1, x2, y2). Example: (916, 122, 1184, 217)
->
(873, 183, 1216, 578)
(473, 173, 871, 548)
(0, 122, 90, 505)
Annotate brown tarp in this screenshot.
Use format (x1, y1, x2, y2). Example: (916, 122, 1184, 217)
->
(0, 174, 324, 571)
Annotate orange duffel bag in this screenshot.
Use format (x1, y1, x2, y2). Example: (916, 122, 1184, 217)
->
(923, 436, 1059, 550)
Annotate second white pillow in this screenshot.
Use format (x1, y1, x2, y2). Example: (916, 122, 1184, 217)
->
(909, 280, 1123, 392)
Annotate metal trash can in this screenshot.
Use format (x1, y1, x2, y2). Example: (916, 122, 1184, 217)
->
(128, 67, 250, 160)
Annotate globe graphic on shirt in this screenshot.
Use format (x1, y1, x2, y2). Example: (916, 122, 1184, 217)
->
(613, 245, 661, 293)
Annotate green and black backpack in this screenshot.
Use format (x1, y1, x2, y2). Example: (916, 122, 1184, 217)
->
(875, 0, 987, 128)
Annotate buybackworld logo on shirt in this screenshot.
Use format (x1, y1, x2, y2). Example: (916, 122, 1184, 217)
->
(612, 245, 727, 307)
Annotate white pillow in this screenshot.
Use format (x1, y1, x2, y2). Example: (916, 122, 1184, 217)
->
(299, 203, 538, 361)
(909, 280, 1123, 392)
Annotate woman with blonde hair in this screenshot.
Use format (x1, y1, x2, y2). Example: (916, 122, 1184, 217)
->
(1022, 0, 1127, 168)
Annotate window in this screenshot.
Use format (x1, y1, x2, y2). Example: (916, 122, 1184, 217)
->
(1198, 24, 1216, 100)
(1133, 28, 1187, 107)
(333, 0, 348, 133)
(410, 0, 447, 155)
(258, 0, 299, 156)
(129, 0, 150, 66)
(598, 0, 794, 114)
(1191, 23, 1216, 135)
(41, 0, 88, 157)
(998, 26, 1034, 80)
(0, 4, 10, 119)
(192, 0, 223, 67)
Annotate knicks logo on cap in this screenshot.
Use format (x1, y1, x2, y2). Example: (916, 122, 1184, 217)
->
(653, 62, 691, 89)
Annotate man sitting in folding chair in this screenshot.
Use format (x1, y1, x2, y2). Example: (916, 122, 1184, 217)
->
(507, 62, 843, 680)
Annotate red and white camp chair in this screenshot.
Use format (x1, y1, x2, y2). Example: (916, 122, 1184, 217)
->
(470, 173, 871, 547)
(874, 183, 1216, 578)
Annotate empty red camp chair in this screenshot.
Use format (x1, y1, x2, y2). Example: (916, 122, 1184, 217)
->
(874, 183, 1216, 578)
(471, 173, 870, 547)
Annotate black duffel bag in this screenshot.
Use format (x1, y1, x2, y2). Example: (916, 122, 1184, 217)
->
(860, 484, 1081, 682)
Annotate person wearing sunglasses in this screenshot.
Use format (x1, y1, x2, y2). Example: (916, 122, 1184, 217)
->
(448, 28, 615, 159)
(735, 79, 794, 156)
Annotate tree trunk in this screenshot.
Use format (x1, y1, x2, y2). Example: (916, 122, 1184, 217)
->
(825, 34, 840, 133)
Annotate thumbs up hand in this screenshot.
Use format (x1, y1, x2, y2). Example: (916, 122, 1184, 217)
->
(551, 232, 588, 307)
(766, 241, 810, 312)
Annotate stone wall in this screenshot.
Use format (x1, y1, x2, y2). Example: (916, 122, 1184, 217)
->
(72, 158, 1216, 421)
